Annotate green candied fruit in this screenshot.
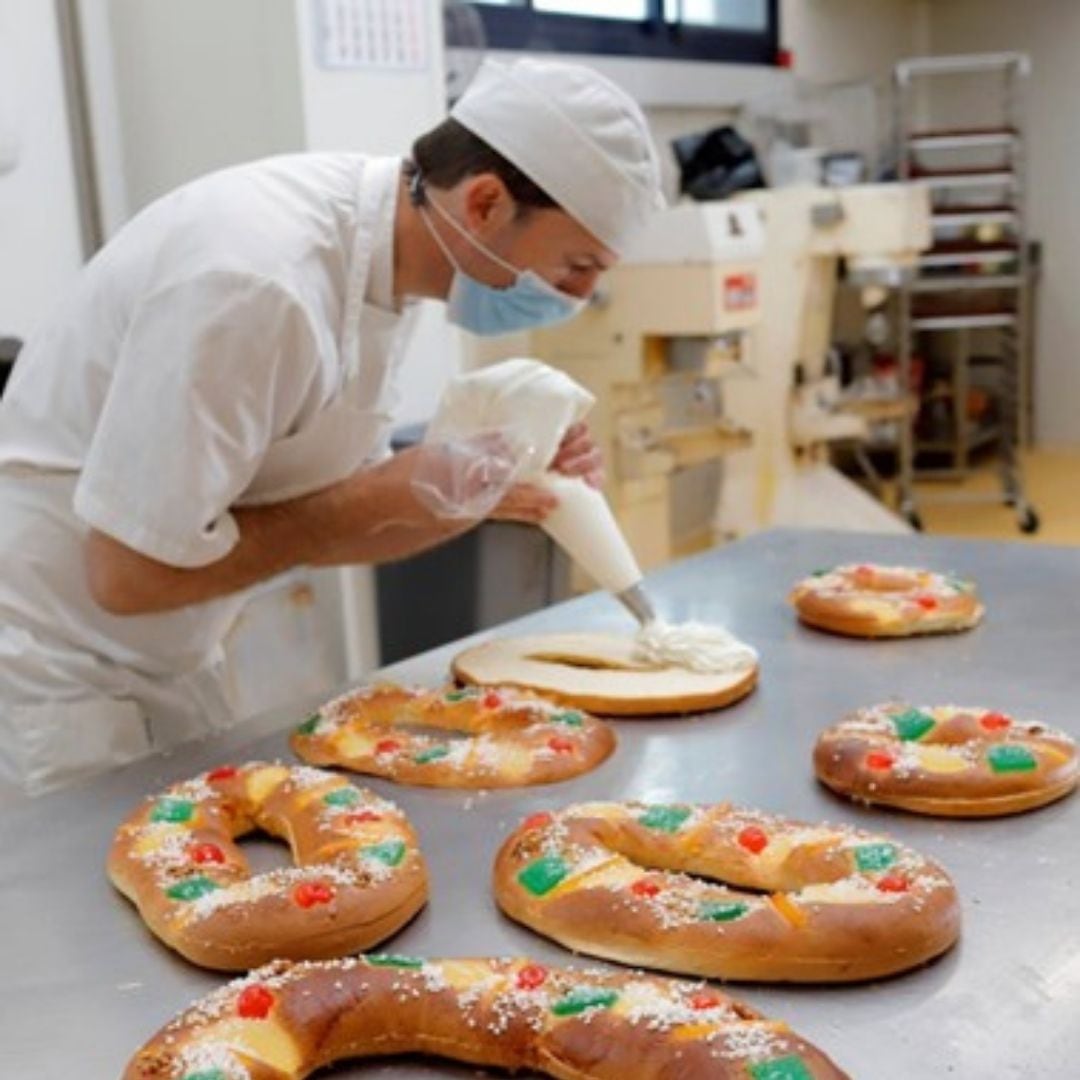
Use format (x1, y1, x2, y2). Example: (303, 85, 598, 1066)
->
(987, 744, 1037, 773)
(637, 805, 692, 833)
(517, 855, 569, 897)
(444, 688, 475, 703)
(699, 900, 750, 923)
(550, 986, 619, 1016)
(366, 953, 424, 969)
(165, 875, 220, 902)
(323, 787, 360, 808)
(295, 714, 321, 736)
(750, 1056, 814, 1080)
(412, 745, 451, 765)
(551, 710, 585, 728)
(362, 839, 406, 867)
(181, 1071, 228, 1080)
(150, 797, 195, 824)
(891, 708, 936, 742)
(810, 567, 833, 577)
(945, 574, 973, 594)
(854, 842, 897, 872)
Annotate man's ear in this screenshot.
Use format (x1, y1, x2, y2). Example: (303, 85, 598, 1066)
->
(460, 172, 514, 232)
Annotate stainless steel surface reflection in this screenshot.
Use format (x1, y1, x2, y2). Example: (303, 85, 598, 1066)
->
(2, 529, 1077, 1078)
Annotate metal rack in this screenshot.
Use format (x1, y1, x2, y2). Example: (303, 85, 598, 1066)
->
(894, 52, 1039, 533)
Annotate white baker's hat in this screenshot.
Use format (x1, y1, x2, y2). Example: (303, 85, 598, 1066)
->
(451, 57, 665, 255)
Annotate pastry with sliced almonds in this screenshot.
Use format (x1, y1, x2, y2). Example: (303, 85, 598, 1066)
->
(291, 682, 615, 788)
(122, 954, 850, 1079)
(815, 703, 1079, 816)
(108, 763, 427, 970)
(494, 801, 960, 982)
(790, 563, 983, 638)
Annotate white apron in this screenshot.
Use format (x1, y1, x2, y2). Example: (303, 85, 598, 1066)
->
(0, 156, 415, 795)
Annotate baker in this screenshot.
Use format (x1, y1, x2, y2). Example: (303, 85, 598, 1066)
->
(0, 58, 663, 795)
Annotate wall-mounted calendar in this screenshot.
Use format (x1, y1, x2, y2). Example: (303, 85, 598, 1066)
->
(312, 0, 430, 72)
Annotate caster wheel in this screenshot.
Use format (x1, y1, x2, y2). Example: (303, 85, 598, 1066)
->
(905, 510, 924, 532)
(1019, 508, 1040, 534)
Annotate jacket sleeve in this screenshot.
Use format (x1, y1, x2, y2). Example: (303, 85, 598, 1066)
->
(74, 271, 321, 568)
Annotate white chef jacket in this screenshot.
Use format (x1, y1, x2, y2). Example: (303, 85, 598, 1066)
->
(0, 154, 418, 794)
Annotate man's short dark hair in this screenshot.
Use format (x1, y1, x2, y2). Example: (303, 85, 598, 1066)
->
(409, 118, 557, 211)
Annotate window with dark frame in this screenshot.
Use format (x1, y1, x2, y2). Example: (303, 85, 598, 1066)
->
(464, 1, 780, 66)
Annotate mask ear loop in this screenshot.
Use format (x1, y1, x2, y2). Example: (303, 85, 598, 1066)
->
(418, 174, 525, 279)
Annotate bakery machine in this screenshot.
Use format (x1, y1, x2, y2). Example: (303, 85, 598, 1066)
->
(723, 182, 932, 536)
(529, 201, 764, 574)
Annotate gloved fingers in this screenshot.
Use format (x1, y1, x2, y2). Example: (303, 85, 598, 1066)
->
(410, 431, 530, 520)
(489, 482, 560, 525)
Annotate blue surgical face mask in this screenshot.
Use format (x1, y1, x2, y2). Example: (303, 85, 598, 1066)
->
(420, 191, 587, 336)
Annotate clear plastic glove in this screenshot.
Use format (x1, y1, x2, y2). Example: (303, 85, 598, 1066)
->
(409, 431, 523, 521)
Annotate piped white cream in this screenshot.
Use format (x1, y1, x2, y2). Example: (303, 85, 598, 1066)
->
(633, 620, 758, 674)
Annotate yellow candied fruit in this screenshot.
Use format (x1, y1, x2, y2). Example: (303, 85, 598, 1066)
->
(769, 892, 809, 929)
(912, 745, 970, 775)
(208, 1018, 303, 1072)
(245, 766, 291, 803)
(336, 730, 377, 759)
(672, 1023, 717, 1042)
(132, 825, 188, 857)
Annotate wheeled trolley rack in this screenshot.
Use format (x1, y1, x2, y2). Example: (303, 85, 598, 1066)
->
(894, 52, 1039, 533)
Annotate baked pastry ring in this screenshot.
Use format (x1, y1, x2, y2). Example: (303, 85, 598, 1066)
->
(108, 763, 427, 970)
(790, 563, 984, 638)
(123, 954, 850, 1080)
(814, 703, 1079, 816)
(452, 632, 758, 716)
(291, 682, 615, 788)
(494, 801, 960, 982)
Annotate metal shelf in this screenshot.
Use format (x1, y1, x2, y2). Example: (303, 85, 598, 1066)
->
(894, 51, 1036, 528)
(919, 249, 1017, 269)
(931, 208, 1018, 229)
(913, 312, 1018, 331)
(912, 274, 1023, 292)
(896, 51, 1030, 81)
(917, 171, 1017, 190)
(908, 128, 1017, 151)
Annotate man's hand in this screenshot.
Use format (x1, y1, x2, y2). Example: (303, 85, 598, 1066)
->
(489, 482, 559, 525)
(549, 421, 604, 488)
(491, 422, 605, 526)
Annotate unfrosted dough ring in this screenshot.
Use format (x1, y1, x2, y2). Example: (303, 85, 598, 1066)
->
(790, 563, 984, 638)
(814, 703, 1080, 816)
(108, 763, 427, 971)
(291, 682, 615, 788)
(494, 801, 960, 983)
(452, 632, 758, 716)
(123, 954, 850, 1080)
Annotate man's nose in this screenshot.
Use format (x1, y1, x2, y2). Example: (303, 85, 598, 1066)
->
(558, 268, 602, 299)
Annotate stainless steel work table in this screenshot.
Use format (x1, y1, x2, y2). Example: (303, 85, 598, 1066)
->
(2, 528, 1077, 1079)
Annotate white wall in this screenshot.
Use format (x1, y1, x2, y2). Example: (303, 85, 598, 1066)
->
(781, 0, 928, 85)
(0, 0, 85, 339)
(100, 0, 305, 215)
(926, 0, 1080, 446)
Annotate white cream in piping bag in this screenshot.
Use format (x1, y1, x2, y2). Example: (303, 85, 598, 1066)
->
(633, 619, 758, 674)
(535, 476, 756, 674)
